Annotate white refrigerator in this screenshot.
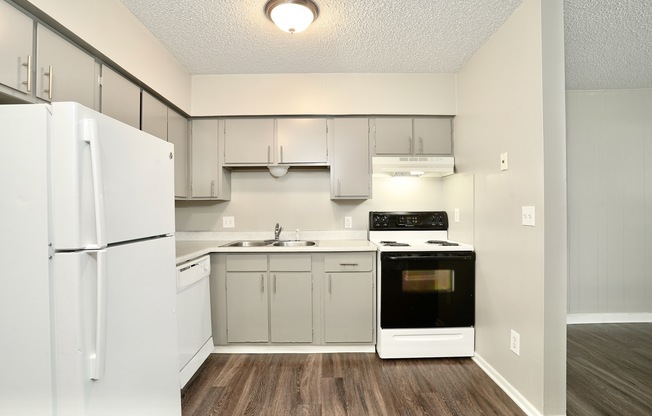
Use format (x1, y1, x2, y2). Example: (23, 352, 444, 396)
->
(0, 103, 182, 416)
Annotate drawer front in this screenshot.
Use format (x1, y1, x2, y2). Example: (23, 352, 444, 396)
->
(226, 254, 268, 271)
(269, 254, 312, 272)
(324, 253, 373, 272)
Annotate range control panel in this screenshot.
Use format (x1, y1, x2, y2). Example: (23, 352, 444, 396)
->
(369, 211, 449, 230)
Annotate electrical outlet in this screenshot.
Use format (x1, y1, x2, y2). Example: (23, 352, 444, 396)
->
(454, 208, 460, 223)
(344, 216, 353, 229)
(521, 206, 535, 226)
(500, 152, 509, 171)
(510, 330, 520, 355)
(222, 216, 235, 228)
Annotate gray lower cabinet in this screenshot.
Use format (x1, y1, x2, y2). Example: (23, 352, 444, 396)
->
(226, 271, 269, 342)
(224, 254, 313, 343)
(323, 253, 375, 343)
(215, 251, 374, 346)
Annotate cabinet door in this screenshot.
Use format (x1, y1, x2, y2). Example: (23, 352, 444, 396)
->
(324, 272, 374, 343)
(191, 119, 219, 198)
(142, 91, 168, 140)
(36, 24, 99, 109)
(100, 66, 140, 129)
(0, 1, 33, 96)
(331, 118, 370, 199)
(270, 272, 312, 343)
(226, 272, 269, 343)
(414, 118, 452, 155)
(277, 118, 328, 164)
(168, 109, 189, 198)
(374, 118, 412, 155)
(224, 119, 274, 164)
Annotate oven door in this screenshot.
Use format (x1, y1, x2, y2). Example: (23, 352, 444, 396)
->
(380, 251, 475, 329)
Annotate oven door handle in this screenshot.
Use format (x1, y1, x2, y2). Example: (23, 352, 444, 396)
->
(385, 254, 474, 261)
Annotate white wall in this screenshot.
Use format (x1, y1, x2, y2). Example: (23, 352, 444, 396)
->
(191, 73, 457, 116)
(22, 0, 192, 112)
(455, 0, 566, 414)
(567, 88, 652, 317)
(175, 170, 452, 232)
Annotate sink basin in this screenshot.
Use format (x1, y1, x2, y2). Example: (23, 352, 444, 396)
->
(220, 240, 317, 247)
(271, 240, 317, 247)
(221, 240, 270, 247)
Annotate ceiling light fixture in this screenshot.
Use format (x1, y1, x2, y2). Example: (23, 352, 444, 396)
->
(265, 0, 319, 34)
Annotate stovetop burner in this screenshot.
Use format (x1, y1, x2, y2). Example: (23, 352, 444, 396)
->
(426, 240, 460, 246)
(380, 241, 410, 247)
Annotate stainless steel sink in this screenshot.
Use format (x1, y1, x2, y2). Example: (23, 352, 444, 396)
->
(271, 240, 317, 247)
(221, 240, 271, 247)
(220, 240, 317, 247)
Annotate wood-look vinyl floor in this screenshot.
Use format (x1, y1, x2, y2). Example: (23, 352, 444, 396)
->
(567, 323, 652, 416)
(181, 353, 525, 416)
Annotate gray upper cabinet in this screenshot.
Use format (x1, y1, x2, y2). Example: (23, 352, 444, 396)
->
(167, 108, 189, 199)
(374, 118, 413, 154)
(36, 24, 99, 110)
(276, 118, 328, 164)
(330, 118, 371, 199)
(141, 91, 168, 140)
(413, 117, 453, 154)
(190, 119, 231, 200)
(224, 118, 274, 164)
(0, 1, 33, 98)
(373, 117, 452, 156)
(100, 65, 140, 129)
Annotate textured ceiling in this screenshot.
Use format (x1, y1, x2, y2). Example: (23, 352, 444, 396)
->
(119, 0, 652, 90)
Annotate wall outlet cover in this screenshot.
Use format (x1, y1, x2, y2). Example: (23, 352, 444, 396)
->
(510, 330, 520, 355)
(454, 208, 460, 223)
(344, 216, 353, 229)
(223, 216, 235, 228)
(521, 206, 535, 226)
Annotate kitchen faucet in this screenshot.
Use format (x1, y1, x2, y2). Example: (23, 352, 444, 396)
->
(274, 223, 283, 240)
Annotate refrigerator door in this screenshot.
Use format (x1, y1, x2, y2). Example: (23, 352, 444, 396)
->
(53, 236, 181, 416)
(50, 102, 174, 250)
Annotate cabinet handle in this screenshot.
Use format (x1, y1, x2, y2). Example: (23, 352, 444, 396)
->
(261, 274, 265, 293)
(280, 146, 284, 163)
(408, 137, 412, 153)
(44, 65, 53, 100)
(267, 146, 271, 164)
(273, 274, 277, 294)
(328, 274, 332, 294)
(210, 180, 215, 197)
(339, 263, 359, 267)
(337, 179, 342, 196)
(21, 55, 32, 92)
(419, 137, 424, 154)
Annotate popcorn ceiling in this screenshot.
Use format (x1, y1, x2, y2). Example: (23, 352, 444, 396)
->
(119, 0, 651, 90)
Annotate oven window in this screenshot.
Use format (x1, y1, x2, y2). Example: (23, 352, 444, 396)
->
(402, 270, 453, 293)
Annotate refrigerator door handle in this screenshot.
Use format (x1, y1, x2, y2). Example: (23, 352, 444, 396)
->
(89, 249, 108, 380)
(81, 118, 107, 249)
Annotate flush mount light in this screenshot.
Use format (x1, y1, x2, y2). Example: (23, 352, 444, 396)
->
(265, 0, 319, 34)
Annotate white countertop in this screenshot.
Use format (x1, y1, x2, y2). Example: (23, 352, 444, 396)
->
(175, 231, 377, 264)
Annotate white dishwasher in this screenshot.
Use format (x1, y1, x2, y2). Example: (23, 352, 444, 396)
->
(176, 255, 213, 388)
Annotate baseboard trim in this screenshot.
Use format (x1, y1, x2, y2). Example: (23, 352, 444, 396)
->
(472, 354, 543, 416)
(212, 344, 376, 354)
(567, 313, 652, 324)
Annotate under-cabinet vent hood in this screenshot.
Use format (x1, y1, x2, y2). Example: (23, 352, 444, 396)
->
(372, 156, 454, 177)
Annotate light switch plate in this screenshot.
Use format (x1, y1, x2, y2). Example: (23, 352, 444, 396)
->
(223, 216, 235, 228)
(500, 152, 509, 171)
(521, 206, 535, 226)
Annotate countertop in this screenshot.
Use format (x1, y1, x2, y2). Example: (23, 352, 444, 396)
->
(175, 231, 377, 264)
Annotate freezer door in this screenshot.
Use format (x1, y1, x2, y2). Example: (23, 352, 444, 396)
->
(53, 236, 181, 416)
(50, 102, 174, 250)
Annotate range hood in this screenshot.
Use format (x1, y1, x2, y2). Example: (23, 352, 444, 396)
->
(372, 156, 454, 177)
